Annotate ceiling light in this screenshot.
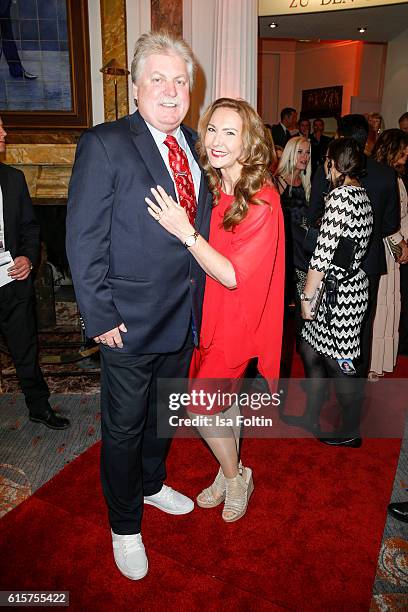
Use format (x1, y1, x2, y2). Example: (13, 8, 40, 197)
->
(269, 22, 278, 29)
(358, 27, 367, 33)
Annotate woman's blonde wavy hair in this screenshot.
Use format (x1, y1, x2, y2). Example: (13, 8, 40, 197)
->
(196, 98, 276, 230)
(274, 136, 311, 201)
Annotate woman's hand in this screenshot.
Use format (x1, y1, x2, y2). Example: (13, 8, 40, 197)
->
(146, 185, 194, 241)
(301, 299, 314, 320)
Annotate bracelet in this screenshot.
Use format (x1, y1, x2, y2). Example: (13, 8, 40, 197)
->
(300, 292, 313, 302)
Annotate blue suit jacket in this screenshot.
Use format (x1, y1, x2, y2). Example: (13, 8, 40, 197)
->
(66, 111, 212, 354)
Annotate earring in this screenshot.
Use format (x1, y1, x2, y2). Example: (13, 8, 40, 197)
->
(326, 159, 332, 180)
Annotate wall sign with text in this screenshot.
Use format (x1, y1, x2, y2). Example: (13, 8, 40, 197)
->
(259, 0, 407, 16)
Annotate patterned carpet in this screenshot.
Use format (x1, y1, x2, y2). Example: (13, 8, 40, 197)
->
(371, 419, 408, 610)
(0, 394, 100, 517)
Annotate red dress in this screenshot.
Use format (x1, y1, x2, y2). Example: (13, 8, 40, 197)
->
(189, 185, 285, 412)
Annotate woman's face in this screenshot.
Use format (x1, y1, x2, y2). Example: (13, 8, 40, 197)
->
(369, 116, 381, 132)
(204, 107, 244, 177)
(394, 145, 408, 169)
(295, 141, 311, 172)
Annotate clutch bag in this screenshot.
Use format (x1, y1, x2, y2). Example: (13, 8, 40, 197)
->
(384, 236, 402, 262)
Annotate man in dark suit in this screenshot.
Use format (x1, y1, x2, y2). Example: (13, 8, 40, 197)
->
(271, 107, 297, 149)
(308, 114, 401, 382)
(310, 118, 331, 177)
(66, 31, 212, 580)
(0, 116, 69, 429)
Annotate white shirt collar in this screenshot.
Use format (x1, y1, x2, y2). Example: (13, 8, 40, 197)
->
(144, 120, 183, 148)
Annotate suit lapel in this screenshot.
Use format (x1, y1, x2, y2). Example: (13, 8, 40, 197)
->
(128, 111, 176, 200)
(181, 126, 208, 231)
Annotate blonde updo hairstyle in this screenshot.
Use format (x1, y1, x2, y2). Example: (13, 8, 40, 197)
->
(197, 97, 275, 231)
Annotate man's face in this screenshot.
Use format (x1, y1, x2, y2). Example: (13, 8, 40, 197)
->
(0, 117, 6, 154)
(313, 120, 324, 134)
(282, 111, 296, 129)
(399, 118, 408, 134)
(133, 52, 190, 134)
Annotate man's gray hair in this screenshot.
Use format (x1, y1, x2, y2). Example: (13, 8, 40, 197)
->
(131, 30, 196, 90)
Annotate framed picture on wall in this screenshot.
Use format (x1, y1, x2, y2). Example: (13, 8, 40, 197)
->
(0, 0, 92, 129)
(301, 85, 343, 120)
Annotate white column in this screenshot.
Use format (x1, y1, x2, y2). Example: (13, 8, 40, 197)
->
(212, 0, 257, 106)
(126, 0, 151, 113)
(87, 0, 104, 126)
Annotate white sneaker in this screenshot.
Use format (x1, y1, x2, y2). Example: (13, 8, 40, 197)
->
(144, 484, 194, 515)
(111, 530, 148, 580)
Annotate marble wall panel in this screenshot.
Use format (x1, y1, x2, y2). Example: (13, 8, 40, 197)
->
(151, 0, 182, 37)
(100, 0, 129, 122)
(5, 144, 76, 165)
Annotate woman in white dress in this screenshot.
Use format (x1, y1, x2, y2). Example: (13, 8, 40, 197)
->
(369, 129, 408, 380)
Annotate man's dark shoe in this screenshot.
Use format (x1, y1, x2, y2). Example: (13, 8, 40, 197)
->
(29, 407, 70, 430)
(387, 501, 408, 523)
(9, 65, 37, 79)
(317, 436, 362, 448)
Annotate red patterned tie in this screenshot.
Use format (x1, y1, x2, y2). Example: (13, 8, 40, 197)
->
(164, 135, 197, 225)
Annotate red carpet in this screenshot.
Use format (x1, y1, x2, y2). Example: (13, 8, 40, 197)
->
(1, 353, 406, 610)
(0, 438, 401, 610)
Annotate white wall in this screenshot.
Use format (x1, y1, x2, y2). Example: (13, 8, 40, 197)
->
(382, 28, 408, 128)
(259, 39, 387, 125)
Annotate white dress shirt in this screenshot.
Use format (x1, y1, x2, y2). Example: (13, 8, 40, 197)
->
(144, 120, 201, 202)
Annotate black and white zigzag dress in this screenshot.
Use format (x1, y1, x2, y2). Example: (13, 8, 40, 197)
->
(302, 185, 373, 360)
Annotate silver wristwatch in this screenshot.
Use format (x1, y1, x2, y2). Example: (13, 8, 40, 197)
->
(184, 231, 199, 248)
(300, 292, 313, 302)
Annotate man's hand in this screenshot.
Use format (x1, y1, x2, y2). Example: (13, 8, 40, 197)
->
(93, 323, 128, 349)
(397, 240, 408, 265)
(7, 256, 33, 280)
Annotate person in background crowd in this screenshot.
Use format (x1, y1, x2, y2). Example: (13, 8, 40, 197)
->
(398, 112, 408, 134)
(272, 107, 298, 149)
(365, 112, 384, 156)
(310, 118, 331, 177)
(298, 138, 373, 447)
(308, 114, 400, 379)
(0, 116, 69, 430)
(274, 136, 311, 314)
(146, 97, 285, 524)
(67, 30, 212, 581)
(298, 118, 311, 140)
(369, 129, 408, 380)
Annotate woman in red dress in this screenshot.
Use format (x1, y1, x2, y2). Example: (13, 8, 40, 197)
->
(146, 98, 285, 522)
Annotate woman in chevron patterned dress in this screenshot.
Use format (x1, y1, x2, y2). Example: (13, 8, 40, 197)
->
(294, 138, 373, 445)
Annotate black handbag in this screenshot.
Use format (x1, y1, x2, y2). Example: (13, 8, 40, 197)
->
(303, 225, 319, 256)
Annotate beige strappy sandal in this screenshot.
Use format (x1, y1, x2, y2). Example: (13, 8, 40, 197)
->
(196, 467, 226, 508)
(222, 466, 254, 523)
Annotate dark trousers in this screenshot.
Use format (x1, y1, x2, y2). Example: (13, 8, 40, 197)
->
(356, 273, 380, 378)
(399, 264, 408, 352)
(100, 330, 193, 535)
(0, 0, 21, 67)
(0, 283, 50, 414)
